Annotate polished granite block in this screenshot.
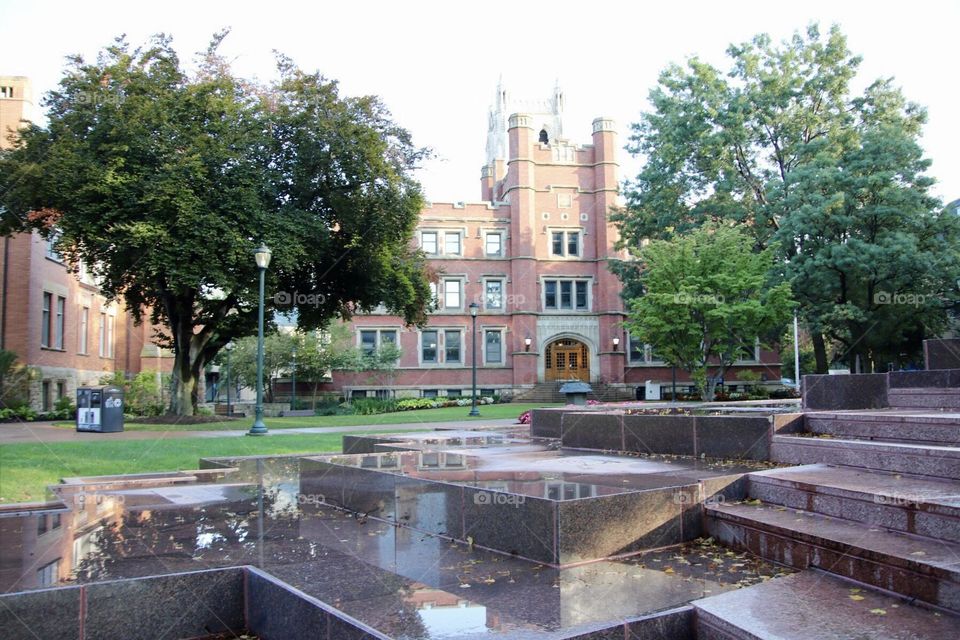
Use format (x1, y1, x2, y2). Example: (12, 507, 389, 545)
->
(301, 456, 400, 518)
(558, 485, 690, 564)
(531, 408, 566, 438)
(562, 412, 623, 450)
(802, 372, 889, 410)
(622, 415, 696, 456)
(461, 485, 558, 563)
(563, 606, 695, 640)
(395, 473, 465, 537)
(247, 567, 389, 640)
(83, 567, 245, 640)
(0, 584, 81, 640)
(694, 416, 771, 460)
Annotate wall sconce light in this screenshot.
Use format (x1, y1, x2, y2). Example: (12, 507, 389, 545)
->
(612, 337, 620, 351)
(524, 337, 532, 352)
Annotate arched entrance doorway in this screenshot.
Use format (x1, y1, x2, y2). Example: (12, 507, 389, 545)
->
(544, 338, 590, 382)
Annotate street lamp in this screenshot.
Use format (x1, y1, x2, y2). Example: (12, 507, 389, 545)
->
(469, 302, 480, 417)
(225, 341, 235, 418)
(291, 342, 297, 411)
(248, 244, 272, 436)
(612, 336, 620, 351)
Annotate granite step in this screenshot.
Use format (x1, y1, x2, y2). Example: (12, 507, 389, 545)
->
(770, 434, 960, 480)
(705, 501, 960, 613)
(890, 387, 960, 410)
(805, 410, 960, 445)
(747, 464, 960, 543)
(693, 569, 960, 639)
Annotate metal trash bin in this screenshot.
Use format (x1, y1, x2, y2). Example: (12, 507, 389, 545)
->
(559, 381, 592, 406)
(76, 386, 125, 432)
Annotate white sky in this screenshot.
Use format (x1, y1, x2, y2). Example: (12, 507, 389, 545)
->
(2, 0, 957, 204)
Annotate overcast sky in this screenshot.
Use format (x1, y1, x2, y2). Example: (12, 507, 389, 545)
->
(2, 0, 957, 204)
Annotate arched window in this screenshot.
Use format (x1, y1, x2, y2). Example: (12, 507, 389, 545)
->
(538, 128, 549, 144)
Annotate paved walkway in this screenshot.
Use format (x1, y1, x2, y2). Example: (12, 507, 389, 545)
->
(0, 418, 519, 445)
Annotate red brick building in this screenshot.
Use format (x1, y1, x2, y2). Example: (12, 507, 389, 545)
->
(333, 86, 782, 400)
(0, 76, 172, 411)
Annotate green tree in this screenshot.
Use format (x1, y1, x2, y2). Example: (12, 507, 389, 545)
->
(0, 33, 432, 415)
(612, 24, 959, 372)
(219, 325, 401, 404)
(622, 226, 793, 400)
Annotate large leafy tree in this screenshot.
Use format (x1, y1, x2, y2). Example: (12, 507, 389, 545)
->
(0, 33, 432, 414)
(612, 24, 959, 372)
(623, 225, 793, 401)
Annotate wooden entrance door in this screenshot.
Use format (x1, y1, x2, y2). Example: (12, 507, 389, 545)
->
(545, 339, 590, 382)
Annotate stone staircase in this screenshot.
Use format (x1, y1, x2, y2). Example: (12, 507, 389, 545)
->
(513, 381, 636, 404)
(688, 353, 960, 636)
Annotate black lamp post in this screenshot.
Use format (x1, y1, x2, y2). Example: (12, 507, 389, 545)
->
(248, 244, 272, 436)
(291, 343, 297, 411)
(469, 302, 480, 417)
(225, 341, 234, 417)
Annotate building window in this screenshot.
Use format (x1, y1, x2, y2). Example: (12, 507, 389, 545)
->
(56, 381, 65, 400)
(485, 330, 503, 364)
(360, 330, 377, 355)
(443, 279, 462, 310)
(735, 339, 761, 363)
(485, 279, 503, 310)
(38, 515, 48, 536)
(444, 329, 462, 363)
(41, 293, 52, 347)
(447, 388, 462, 397)
(485, 232, 503, 257)
(628, 335, 665, 364)
(549, 229, 581, 257)
(543, 279, 590, 311)
(46, 231, 63, 262)
(79, 306, 89, 354)
(628, 334, 644, 363)
(421, 330, 438, 363)
(37, 560, 60, 588)
(422, 389, 439, 398)
(444, 232, 462, 255)
(421, 231, 438, 255)
(41, 381, 51, 411)
(55, 296, 65, 349)
(98, 312, 106, 356)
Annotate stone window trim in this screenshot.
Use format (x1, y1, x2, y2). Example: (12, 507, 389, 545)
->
(734, 338, 762, 364)
(417, 327, 467, 367)
(546, 226, 584, 259)
(482, 229, 507, 257)
(357, 328, 400, 354)
(419, 227, 467, 257)
(481, 277, 507, 313)
(540, 276, 593, 312)
(431, 277, 467, 313)
(627, 334, 665, 365)
(481, 326, 507, 366)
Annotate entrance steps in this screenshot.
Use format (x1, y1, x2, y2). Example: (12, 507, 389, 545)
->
(513, 382, 635, 404)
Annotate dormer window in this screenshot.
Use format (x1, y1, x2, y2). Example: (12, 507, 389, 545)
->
(538, 129, 549, 144)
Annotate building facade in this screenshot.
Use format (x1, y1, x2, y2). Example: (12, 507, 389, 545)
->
(0, 76, 171, 411)
(333, 86, 782, 400)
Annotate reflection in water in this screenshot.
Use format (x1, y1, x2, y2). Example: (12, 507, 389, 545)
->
(0, 455, 767, 639)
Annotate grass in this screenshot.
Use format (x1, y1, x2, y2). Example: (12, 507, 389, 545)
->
(50, 402, 555, 431)
(0, 428, 434, 504)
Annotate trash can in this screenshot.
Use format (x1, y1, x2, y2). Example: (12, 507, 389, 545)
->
(76, 386, 125, 433)
(558, 381, 592, 406)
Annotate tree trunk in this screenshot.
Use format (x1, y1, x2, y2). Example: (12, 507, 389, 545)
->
(812, 332, 828, 374)
(170, 354, 198, 416)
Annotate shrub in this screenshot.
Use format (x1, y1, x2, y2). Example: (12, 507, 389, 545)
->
(349, 398, 399, 415)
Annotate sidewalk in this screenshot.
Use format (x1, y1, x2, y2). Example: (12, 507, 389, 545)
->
(0, 418, 519, 446)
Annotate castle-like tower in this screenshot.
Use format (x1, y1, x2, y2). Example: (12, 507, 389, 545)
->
(332, 86, 779, 400)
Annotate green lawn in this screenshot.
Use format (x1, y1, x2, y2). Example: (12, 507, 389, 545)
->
(52, 402, 554, 431)
(0, 428, 434, 504)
